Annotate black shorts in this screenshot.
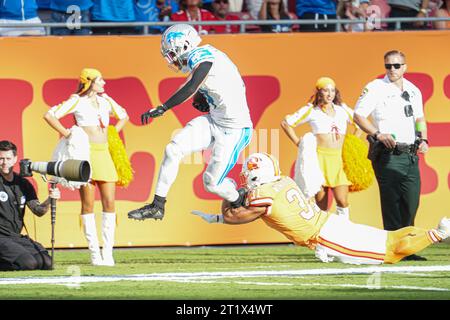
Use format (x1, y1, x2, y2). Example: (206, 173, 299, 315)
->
(0, 234, 49, 270)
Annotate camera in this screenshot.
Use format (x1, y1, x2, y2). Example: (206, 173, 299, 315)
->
(19, 159, 91, 182)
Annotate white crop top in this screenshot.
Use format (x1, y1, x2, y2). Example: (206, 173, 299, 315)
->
(48, 93, 128, 127)
(285, 103, 354, 135)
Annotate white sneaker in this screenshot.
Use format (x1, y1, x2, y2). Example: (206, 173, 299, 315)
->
(437, 217, 450, 240)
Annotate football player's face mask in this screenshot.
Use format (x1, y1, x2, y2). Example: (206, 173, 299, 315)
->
(163, 49, 187, 73)
(161, 24, 202, 74)
(240, 153, 281, 189)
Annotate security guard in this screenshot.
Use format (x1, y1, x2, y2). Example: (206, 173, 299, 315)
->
(354, 50, 429, 261)
(0, 140, 60, 271)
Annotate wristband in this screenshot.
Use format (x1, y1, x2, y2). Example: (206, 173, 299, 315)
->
(416, 121, 426, 132)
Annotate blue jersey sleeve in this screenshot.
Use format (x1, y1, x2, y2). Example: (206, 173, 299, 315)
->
(188, 47, 215, 71)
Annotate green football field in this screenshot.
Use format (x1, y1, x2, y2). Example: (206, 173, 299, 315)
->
(0, 243, 449, 300)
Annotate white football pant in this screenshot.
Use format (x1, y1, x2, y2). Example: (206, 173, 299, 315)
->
(155, 115, 252, 202)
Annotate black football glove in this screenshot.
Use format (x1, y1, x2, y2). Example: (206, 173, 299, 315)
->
(193, 101, 210, 113)
(141, 105, 168, 125)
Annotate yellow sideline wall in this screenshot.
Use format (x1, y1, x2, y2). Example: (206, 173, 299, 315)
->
(0, 31, 449, 248)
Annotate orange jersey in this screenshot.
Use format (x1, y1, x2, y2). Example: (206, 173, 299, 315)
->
(246, 176, 331, 249)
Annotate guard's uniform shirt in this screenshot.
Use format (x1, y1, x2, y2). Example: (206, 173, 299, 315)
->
(354, 75, 424, 144)
(0, 173, 37, 236)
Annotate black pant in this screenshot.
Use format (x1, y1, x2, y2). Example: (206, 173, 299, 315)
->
(0, 234, 51, 271)
(372, 152, 421, 231)
(387, 6, 423, 30)
(298, 13, 337, 32)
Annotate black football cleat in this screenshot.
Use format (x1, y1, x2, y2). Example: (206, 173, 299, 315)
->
(128, 202, 165, 221)
(402, 254, 427, 261)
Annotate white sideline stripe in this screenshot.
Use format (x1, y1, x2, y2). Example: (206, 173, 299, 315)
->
(172, 279, 449, 291)
(0, 265, 450, 286)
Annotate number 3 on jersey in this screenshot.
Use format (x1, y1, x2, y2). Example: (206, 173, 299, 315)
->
(286, 188, 315, 220)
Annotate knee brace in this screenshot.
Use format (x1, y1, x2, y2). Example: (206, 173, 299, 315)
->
(33, 253, 52, 270)
(203, 171, 219, 194)
(165, 142, 184, 162)
(40, 253, 53, 270)
(14, 254, 39, 270)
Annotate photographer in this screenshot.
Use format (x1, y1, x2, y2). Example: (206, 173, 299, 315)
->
(353, 50, 429, 261)
(0, 140, 60, 271)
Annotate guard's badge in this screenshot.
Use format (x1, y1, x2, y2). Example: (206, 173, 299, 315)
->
(0, 191, 8, 202)
(359, 87, 369, 98)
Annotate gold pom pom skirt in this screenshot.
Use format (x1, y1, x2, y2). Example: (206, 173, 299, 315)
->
(317, 146, 351, 187)
(89, 142, 118, 182)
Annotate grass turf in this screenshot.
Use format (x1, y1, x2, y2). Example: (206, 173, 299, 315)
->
(0, 243, 449, 300)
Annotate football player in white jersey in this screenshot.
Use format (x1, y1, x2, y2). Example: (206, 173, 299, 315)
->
(128, 24, 253, 221)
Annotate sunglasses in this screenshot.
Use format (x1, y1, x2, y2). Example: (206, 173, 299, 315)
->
(214, 0, 229, 3)
(385, 63, 405, 70)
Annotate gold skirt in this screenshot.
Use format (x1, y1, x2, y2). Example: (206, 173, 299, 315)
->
(90, 143, 118, 182)
(317, 146, 351, 187)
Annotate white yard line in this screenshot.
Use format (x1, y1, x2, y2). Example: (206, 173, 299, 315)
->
(169, 279, 449, 292)
(0, 265, 449, 286)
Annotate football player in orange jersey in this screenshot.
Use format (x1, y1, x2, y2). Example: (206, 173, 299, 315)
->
(192, 153, 450, 264)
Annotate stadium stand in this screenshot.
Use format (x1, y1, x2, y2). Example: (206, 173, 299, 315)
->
(211, 0, 241, 33)
(0, 0, 45, 36)
(1, 0, 449, 35)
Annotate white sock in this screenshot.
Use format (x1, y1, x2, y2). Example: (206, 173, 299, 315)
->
(336, 206, 350, 219)
(101, 212, 116, 266)
(155, 142, 184, 197)
(81, 213, 102, 265)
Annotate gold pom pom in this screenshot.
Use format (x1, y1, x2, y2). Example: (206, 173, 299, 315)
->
(342, 134, 375, 192)
(107, 125, 134, 187)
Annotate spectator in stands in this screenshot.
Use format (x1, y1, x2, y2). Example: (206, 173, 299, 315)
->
(246, 0, 288, 20)
(203, 0, 215, 11)
(258, 0, 292, 32)
(51, 0, 93, 35)
(369, 0, 391, 30)
(91, 0, 136, 35)
(0, 0, 46, 36)
(135, 0, 179, 34)
(296, 0, 337, 32)
(337, 0, 369, 32)
(211, 0, 241, 33)
(387, 0, 430, 30)
(171, 0, 217, 35)
(229, 0, 244, 12)
(431, 0, 449, 29)
(36, 0, 53, 23)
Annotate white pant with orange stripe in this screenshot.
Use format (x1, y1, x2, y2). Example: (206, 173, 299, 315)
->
(315, 214, 388, 265)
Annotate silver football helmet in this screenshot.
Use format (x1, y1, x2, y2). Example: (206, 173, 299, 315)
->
(161, 24, 202, 73)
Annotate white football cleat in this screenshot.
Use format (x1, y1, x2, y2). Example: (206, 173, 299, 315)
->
(437, 217, 450, 240)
